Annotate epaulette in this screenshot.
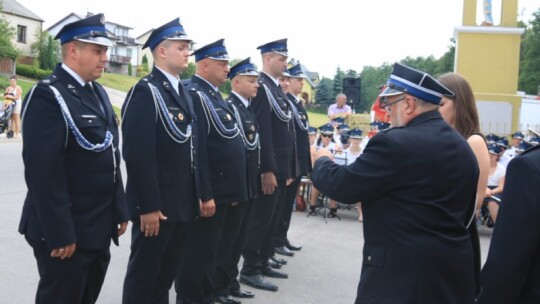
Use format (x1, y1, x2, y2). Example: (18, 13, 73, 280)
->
(37, 74, 58, 86)
(141, 73, 155, 82)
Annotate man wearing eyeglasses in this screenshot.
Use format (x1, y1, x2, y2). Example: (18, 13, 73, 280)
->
(312, 63, 479, 304)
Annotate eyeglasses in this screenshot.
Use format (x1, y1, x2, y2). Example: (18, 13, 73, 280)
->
(380, 95, 407, 112)
(321, 134, 333, 138)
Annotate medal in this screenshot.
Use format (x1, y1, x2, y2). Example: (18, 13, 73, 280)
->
(178, 113, 184, 121)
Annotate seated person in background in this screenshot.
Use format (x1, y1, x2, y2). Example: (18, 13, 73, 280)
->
(484, 143, 506, 225)
(309, 126, 318, 166)
(335, 123, 350, 150)
(343, 128, 364, 221)
(328, 93, 351, 126)
(496, 137, 511, 167)
(517, 140, 534, 155)
(309, 123, 341, 218)
(504, 131, 524, 159)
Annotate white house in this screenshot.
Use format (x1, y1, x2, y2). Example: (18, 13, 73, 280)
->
(47, 12, 140, 75)
(1, 0, 43, 61)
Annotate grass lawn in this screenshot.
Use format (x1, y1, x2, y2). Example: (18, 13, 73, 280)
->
(307, 111, 330, 128)
(98, 72, 139, 92)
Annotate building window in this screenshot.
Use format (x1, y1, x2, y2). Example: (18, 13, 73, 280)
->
(17, 25, 27, 43)
(126, 48, 132, 58)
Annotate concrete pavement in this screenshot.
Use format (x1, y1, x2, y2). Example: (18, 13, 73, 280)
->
(1, 89, 494, 303)
(0, 138, 494, 303)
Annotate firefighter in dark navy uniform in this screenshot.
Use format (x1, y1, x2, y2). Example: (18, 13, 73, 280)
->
(211, 57, 260, 304)
(312, 63, 479, 304)
(240, 39, 296, 292)
(274, 63, 310, 256)
(174, 39, 248, 304)
(18, 13, 129, 304)
(120, 18, 201, 304)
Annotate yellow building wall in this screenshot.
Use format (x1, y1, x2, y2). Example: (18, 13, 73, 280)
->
(456, 0, 523, 133)
(455, 27, 523, 95)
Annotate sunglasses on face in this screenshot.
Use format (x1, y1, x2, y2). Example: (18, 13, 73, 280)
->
(321, 134, 333, 138)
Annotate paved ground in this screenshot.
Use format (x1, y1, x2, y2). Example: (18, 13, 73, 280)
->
(0, 86, 494, 303)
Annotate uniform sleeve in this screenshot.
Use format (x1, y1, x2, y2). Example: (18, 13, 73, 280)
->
(22, 85, 76, 250)
(311, 132, 399, 204)
(121, 83, 162, 215)
(478, 155, 540, 304)
(251, 85, 276, 174)
(191, 91, 213, 202)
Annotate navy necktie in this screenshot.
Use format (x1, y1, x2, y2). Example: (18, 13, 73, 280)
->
(84, 83, 105, 114)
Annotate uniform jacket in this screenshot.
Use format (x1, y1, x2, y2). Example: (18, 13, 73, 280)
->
(188, 75, 247, 204)
(121, 67, 198, 222)
(478, 145, 540, 304)
(227, 93, 259, 200)
(251, 72, 296, 181)
(19, 64, 128, 251)
(287, 92, 311, 176)
(312, 110, 478, 304)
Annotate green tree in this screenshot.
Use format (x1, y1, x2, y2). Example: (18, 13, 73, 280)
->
(400, 55, 439, 76)
(142, 54, 149, 72)
(179, 62, 195, 80)
(519, 8, 540, 95)
(345, 69, 359, 78)
(128, 62, 132, 76)
(30, 30, 60, 70)
(436, 38, 455, 76)
(0, 2, 19, 59)
(332, 66, 345, 97)
(359, 63, 393, 113)
(315, 77, 333, 104)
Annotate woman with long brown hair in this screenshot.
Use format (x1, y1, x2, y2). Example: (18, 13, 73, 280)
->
(438, 72, 490, 296)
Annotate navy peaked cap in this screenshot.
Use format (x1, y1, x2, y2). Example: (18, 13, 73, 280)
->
(228, 57, 258, 79)
(257, 38, 288, 56)
(511, 131, 525, 139)
(143, 18, 191, 50)
(348, 128, 363, 138)
(379, 63, 454, 104)
(337, 123, 350, 131)
(319, 123, 334, 135)
(288, 64, 305, 78)
(192, 39, 229, 62)
(55, 13, 111, 46)
(488, 143, 501, 155)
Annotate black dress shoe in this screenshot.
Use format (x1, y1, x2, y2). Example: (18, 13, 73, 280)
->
(261, 267, 288, 279)
(271, 256, 287, 265)
(285, 240, 302, 251)
(214, 295, 241, 304)
(268, 258, 282, 269)
(240, 274, 278, 291)
(230, 289, 255, 299)
(275, 245, 294, 257)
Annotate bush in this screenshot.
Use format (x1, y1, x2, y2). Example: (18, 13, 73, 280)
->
(16, 64, 51, 80)
(128, 63, 132, 76)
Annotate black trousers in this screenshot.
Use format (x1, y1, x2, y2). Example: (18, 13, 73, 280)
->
(241, 180, 286, 275)
(275, 177, 301, 247)
(211, 201, 251, 296)
(27, 237, 110, 304)
(175, 204, 227, 304)
(122, 220, 190, 304)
